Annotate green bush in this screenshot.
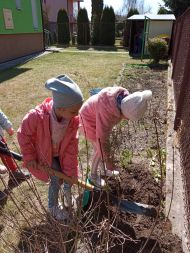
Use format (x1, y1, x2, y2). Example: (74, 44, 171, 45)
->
(156, 34, 170, 45)
(91, 0, 103, 45)
(148, 38, 168, 63)
(100, 6, 115, 46)
(77, 8, 90, 45)
(123, 8, 139, 48)
(91, 14, 101, 45)
(57, 9, 70, 44)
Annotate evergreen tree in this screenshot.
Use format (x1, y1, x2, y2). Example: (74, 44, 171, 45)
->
(91, 0, 103, 21)
(57, 9, 70, 44)
(123, 8, 139, 47)
(100, 6, 115, 46)
(77, 8, 90, 45)
(127, 8, 139, 18)
(157, 6, 172, 14)
(163, 0, 190, 17)
(91, 0, 103, 45)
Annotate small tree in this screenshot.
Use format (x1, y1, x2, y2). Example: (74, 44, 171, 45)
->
(57, 9, 70, 44)
(100, 6, 115, 46)
(127, 7, 139, 18)
(77, 8, 90, 45)
(91, 0, 104, 45)
(163, 0, 190, 17)
(157, 6, 171, 14)
(123, 8, 139, 48)
(148, 38, 168, 64)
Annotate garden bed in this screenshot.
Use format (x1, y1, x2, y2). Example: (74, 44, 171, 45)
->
(0, 60, 183, 253)
(81, 63, 183, 253)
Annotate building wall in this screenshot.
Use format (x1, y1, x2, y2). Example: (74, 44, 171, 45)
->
(42, 0, 74, 23)
(149, 20, 173, 38)
(0, 0, 43, 34)
(0, 33, 43, 63)
(0, 0, 43, 63)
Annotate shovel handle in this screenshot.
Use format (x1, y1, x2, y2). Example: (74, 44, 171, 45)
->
(42, 165, 94, 191)
(0, 146, 94, 191)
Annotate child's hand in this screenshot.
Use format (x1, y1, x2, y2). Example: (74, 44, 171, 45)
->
(70, 176, 78, 185)
(26, 160, 38, 170)
(7, 127, 14, 136)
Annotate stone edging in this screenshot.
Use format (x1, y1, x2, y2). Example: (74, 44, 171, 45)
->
(166, 60, 189, 252)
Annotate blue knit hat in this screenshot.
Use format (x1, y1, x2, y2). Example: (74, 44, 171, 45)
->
(45, 75, 84, 108)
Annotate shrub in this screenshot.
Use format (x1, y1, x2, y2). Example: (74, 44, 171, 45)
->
(148, 38, 168, 63)
(77, 8, 90, 45)
(91, 0, 103, 45)
(156, 34, 170, 45)
(57, 9, 70, 44)
(100, 6, 115, 46)
(123, 21, 131, 48)
(91, 14, 101, 45)
(123, 8, 139, 47)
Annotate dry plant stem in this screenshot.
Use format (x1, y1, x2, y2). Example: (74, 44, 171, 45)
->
(0, 235, 20, 253)
(79, 114, 90, 178)
(149, 144, 176, 253)
(0, 176, 32, 227)
(138, 116, 164, 253)
(98, 138, 111, 253)
(26, 177, 48, 215)
(3, 143, 47, 213)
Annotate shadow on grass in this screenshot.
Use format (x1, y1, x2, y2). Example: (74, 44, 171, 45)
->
(92, 45, 119, 51)
(0, 67, 31, 83)
(76, 45, 91, 50)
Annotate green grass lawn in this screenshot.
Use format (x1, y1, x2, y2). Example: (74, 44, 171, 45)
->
(0, 51, 130, 132)
(0, 50, 151, 252)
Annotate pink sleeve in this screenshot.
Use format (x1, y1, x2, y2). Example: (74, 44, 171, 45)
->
(95, 101, 115, 169)
(17, 110, 38, 164)
(62, 124, 79, 178)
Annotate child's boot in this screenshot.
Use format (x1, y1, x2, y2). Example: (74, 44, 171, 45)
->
(63, 183, 73, 208)
(0, 165, 7, 174)
(48, 205, 69, 222)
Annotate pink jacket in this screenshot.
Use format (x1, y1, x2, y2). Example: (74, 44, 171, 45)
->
(79, 87, 128, 167)
(17, 98, 79, 182)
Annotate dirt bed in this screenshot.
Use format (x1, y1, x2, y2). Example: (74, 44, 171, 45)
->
(82, 63, 183, 253)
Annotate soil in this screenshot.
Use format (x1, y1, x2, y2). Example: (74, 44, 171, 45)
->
(82, 63, 183, 253)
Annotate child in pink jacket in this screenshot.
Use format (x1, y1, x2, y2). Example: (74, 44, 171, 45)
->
(17, 75, 84, 221)
(79, 87, 152, 186)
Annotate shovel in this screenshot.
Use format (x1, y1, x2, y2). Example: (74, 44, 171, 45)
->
(0, 145, 157, 218)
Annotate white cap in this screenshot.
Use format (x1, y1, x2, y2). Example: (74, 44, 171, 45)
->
(121, 90, 152, 120)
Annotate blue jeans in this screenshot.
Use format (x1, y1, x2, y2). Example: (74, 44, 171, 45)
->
(48, 157, 71, 208)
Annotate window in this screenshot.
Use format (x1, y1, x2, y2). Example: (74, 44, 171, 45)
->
(16, 0, 21, 10)
(31, 0, 38, 30)
(3, 9, 14, 29)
